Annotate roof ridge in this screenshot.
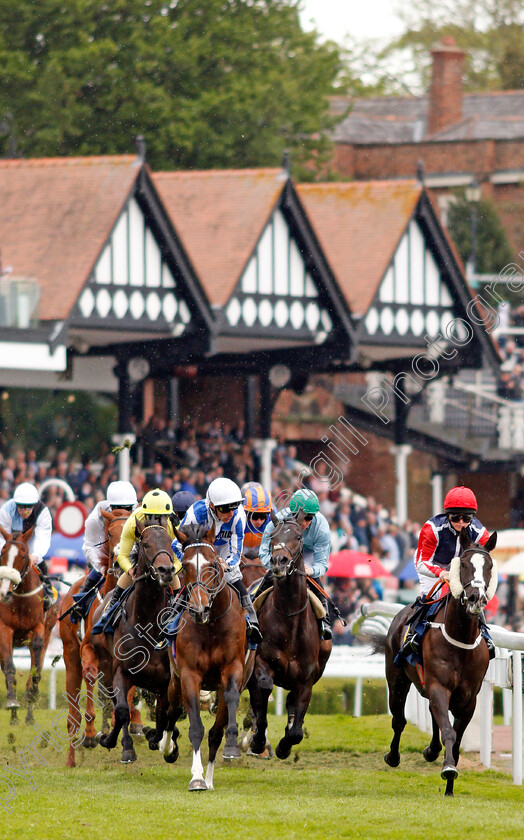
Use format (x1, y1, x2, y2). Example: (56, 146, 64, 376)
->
(0, 154, 137, 168)
(154, 167, 282, 178)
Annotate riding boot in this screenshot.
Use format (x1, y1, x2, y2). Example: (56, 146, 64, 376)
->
(479, 616, 496, 661)
(309, 583, 332, 640)
(37, 560, 54, 611)
(91, 584, 125, 635)
(253, 568, 273, 598)
(231, 579, 263, 643)
(70, 569, 104, 620)
(400, 598, 428, 655)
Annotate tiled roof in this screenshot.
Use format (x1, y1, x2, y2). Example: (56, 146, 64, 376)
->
(332, 90, 524, 144)
(0, 156, 139, 321)
(152, 168, 285, 307)
(296, 180, 421, 316)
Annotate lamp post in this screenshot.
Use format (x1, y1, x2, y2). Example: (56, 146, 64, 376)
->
(465, 180, 481, 287)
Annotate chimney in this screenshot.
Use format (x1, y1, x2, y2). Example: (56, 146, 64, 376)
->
(427, 37, 465, 136)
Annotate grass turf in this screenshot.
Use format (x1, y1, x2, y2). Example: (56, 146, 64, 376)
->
(0, 671, 522, 840)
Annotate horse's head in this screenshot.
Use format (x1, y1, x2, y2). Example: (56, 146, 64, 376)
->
(0, 525, 34, 599)
(134, 520, 175, 587)
(269, 512, 304, 579)
(101, 507, 131, 571)
(175, 522, 223, 625)
(449, 529, 498, 615)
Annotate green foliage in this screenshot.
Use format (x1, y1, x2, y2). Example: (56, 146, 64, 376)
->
(380, 0, 524, 92)
(446, 193, 514, 274)
(0, 0, 347, 176)
(0, 388, 117, 459)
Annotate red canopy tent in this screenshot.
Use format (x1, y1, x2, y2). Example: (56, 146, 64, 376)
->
(327, 549, 392, 579)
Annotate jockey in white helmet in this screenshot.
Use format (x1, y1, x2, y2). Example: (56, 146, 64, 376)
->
(0, 483, 54, 610)
(172, 477, 262, 643)
(70, 481, 138, 621)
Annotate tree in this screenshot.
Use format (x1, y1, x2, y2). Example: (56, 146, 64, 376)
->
(0, 0, 347, 175)
(446, 193, 514, 275)
(378, 0, 524, 92)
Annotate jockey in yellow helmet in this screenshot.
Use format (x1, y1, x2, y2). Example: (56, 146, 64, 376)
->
(92, 489, 182, 635)
(242, 482, 273, 551)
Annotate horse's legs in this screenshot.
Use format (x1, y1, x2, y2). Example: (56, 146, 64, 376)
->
(248, 663, 273, 756)
(62, 641, 83, 768)
(98, 667, 136, 763)
(275, 682, 312, 760)
(181, 672, 207, 791)
(128, 686, 144, 735)
(384, 664, 412, 768)
(423, 709, 443, 763)
(203, 671, 242, 789)
(80, 640, 100, 746)
(24, 626, 44, 724)
(160, 676, 183, 762)
(443, 699, 477, 796)
(0, 627, 20, 724)
(426, 683, 457, 792)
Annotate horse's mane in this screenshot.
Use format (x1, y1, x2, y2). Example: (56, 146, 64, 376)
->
(98, 539, 111, 574)
(179, 523, 211, 545)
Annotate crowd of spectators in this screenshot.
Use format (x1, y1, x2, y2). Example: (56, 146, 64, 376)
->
(496, 304, 524, 400)
(0, 416, 521, 636)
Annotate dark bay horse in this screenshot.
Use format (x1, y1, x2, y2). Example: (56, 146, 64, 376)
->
(0, 525, 58, 724)
(247, 512, 332, 760)
(384, 528, 498, 796)
(94, 521, 175, 763)
(163, 523, 254, 791)
(59, 508, 145, 767)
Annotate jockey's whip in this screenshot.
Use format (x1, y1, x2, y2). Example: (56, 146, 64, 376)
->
(57, 582, 102, 621)
(307, 575, 347, 627)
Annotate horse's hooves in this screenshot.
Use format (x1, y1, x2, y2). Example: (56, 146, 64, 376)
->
(247, 747, 271, 760)
(441, 766, 458, 781)
(82, 736, 99, 749)
(142, 726, 153, 738)
(275, 743, 291, 760)
(129, 724, 143, 736)
(121, 750, 137, 764)
(423, 746, 440, 763)
(148, 740, 159, 751)
(164, 748, 179, 764)
(222, 745, 242, 760)
(5, 701, 20, 709)
(188, 779, 207, 792)
(95, 732, 109, 749)
(384, 752, 400, 768)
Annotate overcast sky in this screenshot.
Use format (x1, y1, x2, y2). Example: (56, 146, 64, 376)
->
(299, 0, 405, 43)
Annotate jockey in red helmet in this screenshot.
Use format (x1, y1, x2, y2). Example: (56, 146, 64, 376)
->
(399, 486, 495, 660)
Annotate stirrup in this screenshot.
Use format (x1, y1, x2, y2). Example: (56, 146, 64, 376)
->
(320, 620, 332, 641)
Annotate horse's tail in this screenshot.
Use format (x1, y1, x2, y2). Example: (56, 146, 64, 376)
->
(352, 614, 391, 652)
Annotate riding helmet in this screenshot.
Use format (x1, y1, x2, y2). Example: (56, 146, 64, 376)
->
(443, 486, 478, 513)
(141, 489, 173, 515)
(289, 488, 319, 516)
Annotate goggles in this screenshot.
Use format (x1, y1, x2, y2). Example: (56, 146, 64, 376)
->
(215, 502, 240, 514)
(249, 511, 268, 522)
(16, 504, 34, 511)
(303, 513, 315, 522)
(448, 513, 473, 524)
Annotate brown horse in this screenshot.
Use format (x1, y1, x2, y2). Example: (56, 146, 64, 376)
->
(384, 528, 498, 796)
(247, 512, 332, 760)
(94, 521, 175, 764)
(0, 525, 59, 724)
(59, 508, 144, 767)
(163, 523, 254, 791)
(240, 547, 266, 588)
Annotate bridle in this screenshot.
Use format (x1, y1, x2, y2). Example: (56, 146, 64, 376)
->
(135, 525, 174, 584)
(456, 546, 493, 608)
(0, 538, 41, 599)
(270, 519, 305, 577)
(181, 540, 229, 620)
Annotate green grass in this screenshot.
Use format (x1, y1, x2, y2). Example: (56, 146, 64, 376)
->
(0, 670, 522, 840)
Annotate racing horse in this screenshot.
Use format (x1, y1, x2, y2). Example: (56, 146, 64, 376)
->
(59, 508, 145, 767)
(247, 511, 332, 760)
(384, 528, 498, 796)
(162, 523, 254, 791)
(94, 521, 175, 764)
(0, 526, 59, 724)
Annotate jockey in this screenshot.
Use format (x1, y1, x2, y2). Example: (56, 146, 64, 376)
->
(69, 481, 138, 621)
(242, 482, 273, 552)
(172, 477, 262, 643)
(258, 488, 333, 640)
(0, 483, 54, 610)
(171, 490, 197, 525)
(401, 486, 495, 658)
(92, 488, 182, 635)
